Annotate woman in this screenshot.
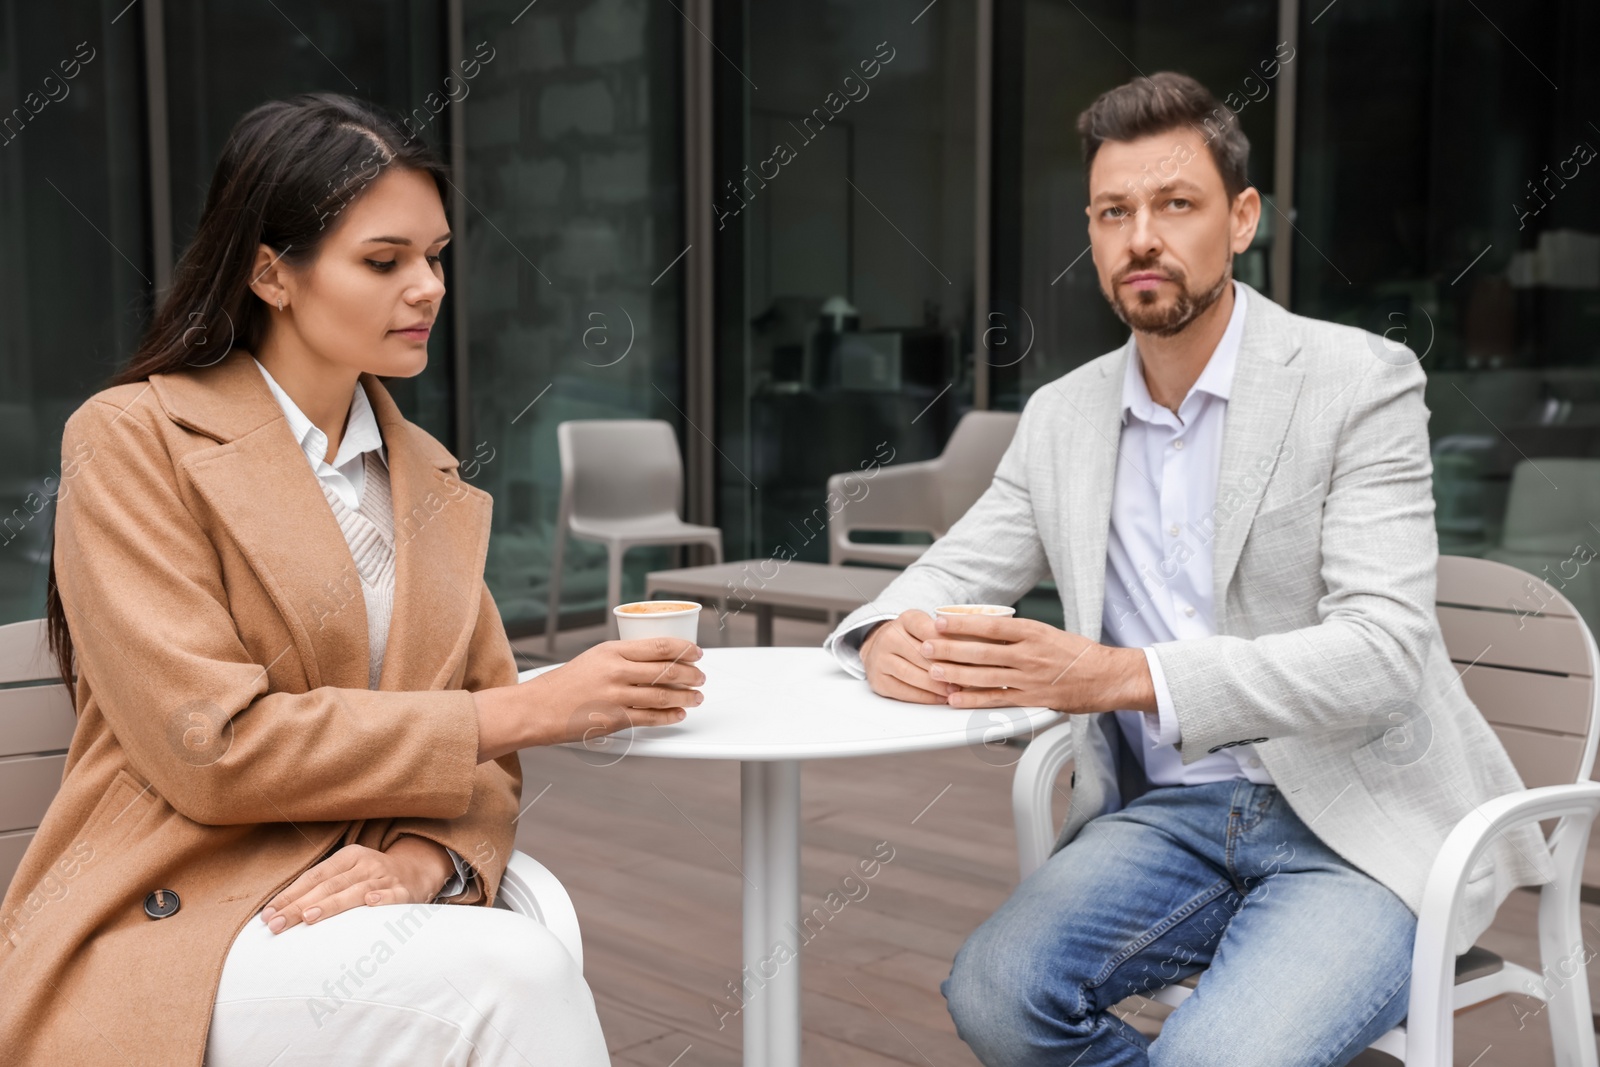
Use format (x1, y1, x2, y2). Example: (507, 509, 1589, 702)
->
(0, 92, 704, 1065)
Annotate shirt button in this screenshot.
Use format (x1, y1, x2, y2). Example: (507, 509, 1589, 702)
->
(1168, 523, 1181, 536)
(1172, 439, 1185, 450)
(1184, 605, 1197, 617)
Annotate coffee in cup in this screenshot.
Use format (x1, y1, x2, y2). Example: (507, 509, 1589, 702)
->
(614, 600, 702, 643)
(935, 604, 1016, 643)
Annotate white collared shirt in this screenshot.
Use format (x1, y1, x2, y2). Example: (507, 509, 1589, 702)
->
(252, 357, 387, 509)
(1106, 281, 1273, 786)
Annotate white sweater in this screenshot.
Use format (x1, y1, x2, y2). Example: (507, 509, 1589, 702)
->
(318, 449, 395, 691)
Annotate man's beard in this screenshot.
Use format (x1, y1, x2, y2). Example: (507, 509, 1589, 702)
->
(1102, 254, 1232, 338)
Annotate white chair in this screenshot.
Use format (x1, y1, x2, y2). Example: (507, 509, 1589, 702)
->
(1011, 556, 1600, 1066)
(827, 409, 1020, 567)
(547, 419, 723, 652)
(493, 850, 584, 970)
(0, 619, 585, 971)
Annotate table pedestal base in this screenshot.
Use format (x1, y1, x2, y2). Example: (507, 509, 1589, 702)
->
(740, 759, 800, 1067)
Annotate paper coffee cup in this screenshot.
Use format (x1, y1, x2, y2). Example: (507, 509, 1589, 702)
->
(935, 604, 1015, 642)
(936, 604, 1016, 619)
(614, 600, 702, 643)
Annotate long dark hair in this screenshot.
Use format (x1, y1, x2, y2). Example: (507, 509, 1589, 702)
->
(45, 92, 449, 694)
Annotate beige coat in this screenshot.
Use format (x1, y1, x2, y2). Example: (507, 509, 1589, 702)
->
(0, 351, 523, 1065)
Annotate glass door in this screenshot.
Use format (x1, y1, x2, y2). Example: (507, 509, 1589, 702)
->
(713, 0, 978, 564)
(989, 0, 1283, 410)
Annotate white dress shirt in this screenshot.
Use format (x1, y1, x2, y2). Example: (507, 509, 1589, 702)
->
(1107, 281, 1272, 786)
(252, 357, 475, 900)
(252, 357, 387, 504)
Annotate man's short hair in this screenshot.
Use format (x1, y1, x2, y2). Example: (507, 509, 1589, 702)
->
(1075, 72, 1251, 202)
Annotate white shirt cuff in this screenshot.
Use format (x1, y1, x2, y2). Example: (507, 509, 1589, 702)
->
(434, 846, 473, 902)
(825, 615, 897, 679)
(1142, 646, 1180, 746)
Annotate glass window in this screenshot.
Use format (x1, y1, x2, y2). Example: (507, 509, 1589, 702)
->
(462, 0, 684, 634)
(163, 0, 453, 440)
(0, 8, 147, 625)
(991, 0, 1282, 410)
(715, 0, 977, 563)
(1295, 0, 1600, 628)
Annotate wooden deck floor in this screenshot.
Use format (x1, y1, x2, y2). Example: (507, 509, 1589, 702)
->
(510, 613, 1600, 1067)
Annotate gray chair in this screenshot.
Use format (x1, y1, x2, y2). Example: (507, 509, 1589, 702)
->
(546, 419, 723, 651)
(0, 618, 587, 968)
(827, 409, 1020, 568)
(1012, 555, 1600, 1065)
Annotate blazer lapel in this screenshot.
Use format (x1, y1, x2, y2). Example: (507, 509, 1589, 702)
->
(1209, 289, 1305, 625)
(1057, 344, 1127, 642)
(148, 352, 491, 694)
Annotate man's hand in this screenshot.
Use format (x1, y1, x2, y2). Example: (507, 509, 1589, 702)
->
(260, 838, 454, 934)
(859, 610, 952, 704)
(919, 613, 1157, 714)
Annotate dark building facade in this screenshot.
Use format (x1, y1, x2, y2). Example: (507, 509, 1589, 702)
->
(3, 0, 1597, 636)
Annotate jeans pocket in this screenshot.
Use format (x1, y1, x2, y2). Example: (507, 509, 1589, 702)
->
(1236, 785, 1277, 835)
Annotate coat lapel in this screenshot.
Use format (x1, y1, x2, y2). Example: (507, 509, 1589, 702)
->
(1209, 288, 1304, 624)
(1058, 344, 1128, 642)
(148, 352, 491, 694)
(368, 381, 494, 692)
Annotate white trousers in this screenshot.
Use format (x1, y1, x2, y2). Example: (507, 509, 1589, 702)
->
(204, 902, 611, 1066)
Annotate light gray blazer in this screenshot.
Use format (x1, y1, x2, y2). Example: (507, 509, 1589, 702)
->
(825, 281, 1553, 954)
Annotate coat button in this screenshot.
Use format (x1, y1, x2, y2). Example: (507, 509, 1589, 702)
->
(144, 889, 181, 919)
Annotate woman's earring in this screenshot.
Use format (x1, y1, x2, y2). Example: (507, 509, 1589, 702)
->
(277, 297, 285, 311)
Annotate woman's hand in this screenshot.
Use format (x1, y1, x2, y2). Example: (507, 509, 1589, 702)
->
(474, 637, 706, 762)
(260, 837, 454, 934)
(529, 637, 707, 747)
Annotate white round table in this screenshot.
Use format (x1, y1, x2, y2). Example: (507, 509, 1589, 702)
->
(519, 646, 1061, 1067)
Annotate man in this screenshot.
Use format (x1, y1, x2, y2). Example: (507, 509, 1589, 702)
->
(823, 72, 1551, 1066)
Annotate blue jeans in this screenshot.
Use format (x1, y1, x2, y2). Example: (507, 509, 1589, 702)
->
(943, 780, 1416, 1067)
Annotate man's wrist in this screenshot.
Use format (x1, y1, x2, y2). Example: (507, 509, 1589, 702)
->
(858, 620, 888, 664)
(1099, 645, 1157, 713)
